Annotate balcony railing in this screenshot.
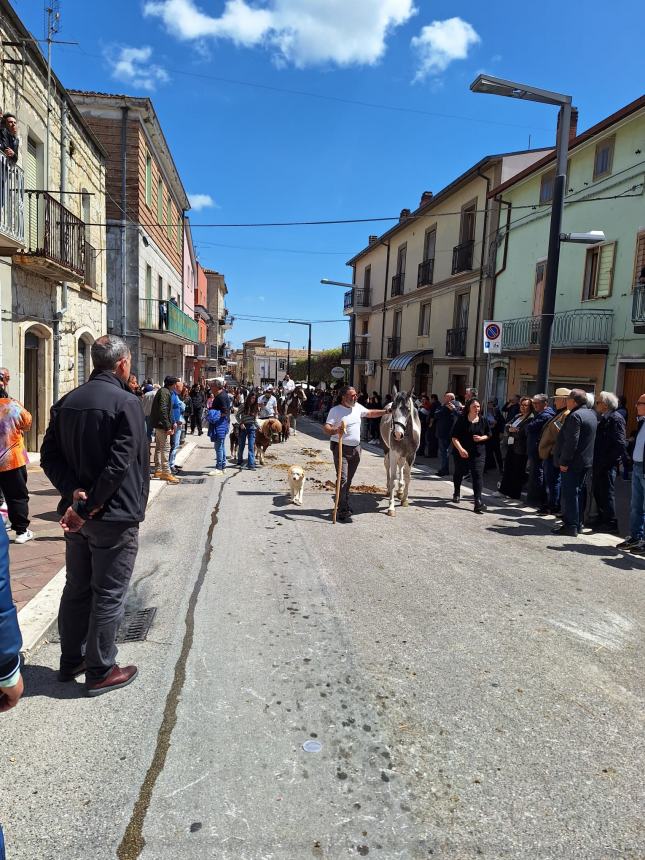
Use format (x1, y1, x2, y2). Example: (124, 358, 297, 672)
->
(139, 298, 199, 344)
(343, 287, 371, 314)
(84, 241, 97, 290)
(502, 310, 613, 351)
(22, 191, 85, 278)
(0, 152, 24, 248)
(387, 336, 400, 358)
(417, 258, 434, 287)
(341, 341, 369, 360)
(451, 239, 475, 275)
(632, 285, 645, 332)
(391, 273, 405, 297)
(446, 327, 468, 356)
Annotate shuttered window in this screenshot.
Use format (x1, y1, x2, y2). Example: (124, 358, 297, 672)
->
(25, 138, 39, 249)
(633, 232, 645, 289)
(582, 242, 616, 300)
(145, 155, 152, 207)
(157, 179, 163, 224)
(593, 136, 615, 181)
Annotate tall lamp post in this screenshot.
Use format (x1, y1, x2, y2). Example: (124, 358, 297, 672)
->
(470, 75, 573, 392)
(288, 320, 312, 389)
(273, 339, 291, 379)
(321, 278, 356, 387)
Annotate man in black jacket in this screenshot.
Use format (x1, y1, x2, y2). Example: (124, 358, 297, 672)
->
(591, 391, 626, 533)
(552, 389, 598, 537)
(40, 335, 149, 697)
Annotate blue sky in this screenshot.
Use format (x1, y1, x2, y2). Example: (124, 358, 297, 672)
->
(14, 0, 644, 351)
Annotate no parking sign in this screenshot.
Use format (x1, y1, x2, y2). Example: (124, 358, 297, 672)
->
(483, 321, 503, 354)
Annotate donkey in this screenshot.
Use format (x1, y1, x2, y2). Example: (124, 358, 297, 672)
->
(380, 388, 421, 516)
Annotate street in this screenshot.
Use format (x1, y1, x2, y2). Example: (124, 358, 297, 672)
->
(1, 420, 644, 860)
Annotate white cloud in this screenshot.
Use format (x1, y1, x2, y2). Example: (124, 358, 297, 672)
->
(107, 45, 169, 91)
(411, 17, 480, 81)
(188, 193, 218, 211)
(143, 0, 416, 68)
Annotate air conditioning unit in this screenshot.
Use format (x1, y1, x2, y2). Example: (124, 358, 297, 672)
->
(365, 360, 376, 376)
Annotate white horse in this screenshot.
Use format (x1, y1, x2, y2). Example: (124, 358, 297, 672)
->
(380, 389, 421, 516)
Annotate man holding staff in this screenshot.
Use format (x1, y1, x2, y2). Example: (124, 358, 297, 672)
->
(324, 386, 390, 523)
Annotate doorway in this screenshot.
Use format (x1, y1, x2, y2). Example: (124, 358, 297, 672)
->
(23, 332, 40, 451)
(621, 365, 645, 435)
(414, 362, 430, 396)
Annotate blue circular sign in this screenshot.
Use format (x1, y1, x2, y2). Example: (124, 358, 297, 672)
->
(485, 323, 500, 340)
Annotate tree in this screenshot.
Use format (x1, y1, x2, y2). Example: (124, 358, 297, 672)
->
(289, 348, 344, 386)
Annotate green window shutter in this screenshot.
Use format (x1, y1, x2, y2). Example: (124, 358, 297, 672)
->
(145, 156, 152, 207)
(166, 196, 172, 238)
(157, 180, 163, 224)
(596, 242, 615, 297)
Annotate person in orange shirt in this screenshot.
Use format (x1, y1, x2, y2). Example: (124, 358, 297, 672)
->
(0, 369, 33, 544)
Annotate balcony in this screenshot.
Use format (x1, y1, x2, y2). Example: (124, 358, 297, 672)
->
(391, 273, 405, 297)
(139, 298, 199, 345)
(451, 239, 474, 275)
(194, 342, 207, 358)
(14, 191, 85, 282)
(341, 341, 369, 362)
(446, 327, 468, 356)
(0, 152, 24, 253)
(502, 310, 613, 351)
(417, 258, 434, 288)
(343, 287, 371, 315)
(632, 286, 645, 334)
(387, 336, 400, 358)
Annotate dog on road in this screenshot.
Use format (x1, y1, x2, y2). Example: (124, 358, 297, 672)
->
(287, 465, 305, 506)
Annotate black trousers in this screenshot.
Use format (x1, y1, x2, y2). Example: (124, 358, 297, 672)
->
(499, 449, 527, 499)
(592, 466, 617, 525)
(190, 408, 203, 434)
(331, 442, 361, 513)
(453, 453, 485, 505)
(0, 465, 29, 534)
(58, 520, 139, 683)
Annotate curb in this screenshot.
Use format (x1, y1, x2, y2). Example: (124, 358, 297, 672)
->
(17, 439, 199, 661)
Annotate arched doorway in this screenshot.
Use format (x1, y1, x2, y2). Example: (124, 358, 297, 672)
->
(21, 323, 52, 452)
(414, 362, 431, 396)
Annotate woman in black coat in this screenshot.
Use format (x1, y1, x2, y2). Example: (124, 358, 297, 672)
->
(451, 398, 490, 514)
(498, 396, 534, 499)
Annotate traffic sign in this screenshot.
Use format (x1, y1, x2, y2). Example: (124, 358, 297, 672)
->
(483, 321, 503, 354)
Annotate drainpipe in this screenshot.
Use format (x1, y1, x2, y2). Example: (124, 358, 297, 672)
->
(378, 240, 391, 397)
(120, 106, 129, 344)
(491, 197, 512, 309)
(53, 96, 69, 403)
(473, 169, 491, 391)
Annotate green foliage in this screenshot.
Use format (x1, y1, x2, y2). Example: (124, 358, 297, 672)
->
(289, 348, 345, 385)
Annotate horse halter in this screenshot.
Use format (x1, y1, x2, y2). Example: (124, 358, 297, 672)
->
(392, 416, 408, 434)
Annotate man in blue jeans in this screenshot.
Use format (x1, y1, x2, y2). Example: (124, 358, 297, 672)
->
(617, 393, 645, 553)
(552, 389, 597, 537)
(208, 379, 231, 476)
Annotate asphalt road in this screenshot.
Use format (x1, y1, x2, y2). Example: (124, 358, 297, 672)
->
(1, 421, 644, 859)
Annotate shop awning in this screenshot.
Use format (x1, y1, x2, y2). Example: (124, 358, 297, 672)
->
(387, 349, 433, 371)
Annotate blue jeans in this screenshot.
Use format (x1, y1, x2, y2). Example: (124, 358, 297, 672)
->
(168, 427, 181, 468)
(437, 436, 452, 472)
(214, 437, 226, 471)
(543, 458, 561, 512)
(629, 461, 645, 539)
(237, 424, 256, 468)
(561, 468, 589, 530)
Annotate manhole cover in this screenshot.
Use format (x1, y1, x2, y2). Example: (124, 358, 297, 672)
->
(116, 607, 157, 642)
(176, 477, 206, 484)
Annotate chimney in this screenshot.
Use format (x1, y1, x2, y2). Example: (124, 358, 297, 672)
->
(368, 234, 378, 245)
(557, 106, 579, 146)
(419, 191, 433, 208)
(399, 208, 411, 223)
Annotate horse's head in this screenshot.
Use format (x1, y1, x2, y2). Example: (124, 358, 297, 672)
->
(390, 389, 415, 441)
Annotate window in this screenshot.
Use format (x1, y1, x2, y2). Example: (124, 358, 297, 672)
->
(539, 170, 555, 205)
(145, 154, 152, 207)
(166, 196, 172, 239)
(593, 136, 615, 181)
(393, 310, 402, 338)
(633, 232, 645, 290)
(418, 302, 431, 336)
(361, 320, 369, 335)
(459, 203, 476, 243)
(454, 291, 469, 330)
(396, 244, 407, 275)
(582, 242, 616, 300)
(364, 265, 371, 291)
(176, 217, 182, 253)
(158, 275, 163, 300)
(157, 179, 163, 225)
(423, 227, 436, 261)
(532, 260, 546, 316)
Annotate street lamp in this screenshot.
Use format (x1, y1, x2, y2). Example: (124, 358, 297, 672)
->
(288, 320, 312, 390)
(273, 339, 290, 378)
(321, 278, 355, 386)
(470, 74, 573, 392)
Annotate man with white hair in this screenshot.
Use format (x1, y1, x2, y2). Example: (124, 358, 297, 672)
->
(591, 391, 626, 533)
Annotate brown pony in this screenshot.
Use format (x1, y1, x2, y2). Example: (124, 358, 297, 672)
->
(255, 418, 282, 465)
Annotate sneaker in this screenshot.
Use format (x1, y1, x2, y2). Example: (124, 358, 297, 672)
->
(161, 472, 180, 484)
(551, 524, 578, 537)
(208, 469, 225, 476)
(616, 536, 643, 551)
(452, 494, 460, 503)
(628, 542, 645, 556)
(14, 529, 34, 544)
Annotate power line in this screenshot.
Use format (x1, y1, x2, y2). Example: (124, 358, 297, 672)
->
(195, 240, 351, 256)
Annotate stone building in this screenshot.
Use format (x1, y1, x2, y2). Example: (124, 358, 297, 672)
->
(70, 91, 198, 383)
(0, 0, 107, 450)
(203, 268, 231, 377)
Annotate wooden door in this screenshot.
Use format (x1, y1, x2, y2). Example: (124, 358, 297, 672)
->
(24, 342, 39, 452)
(622, 366, 645, 435)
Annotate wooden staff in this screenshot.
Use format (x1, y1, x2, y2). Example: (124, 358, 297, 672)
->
(332, 421, 345, 524)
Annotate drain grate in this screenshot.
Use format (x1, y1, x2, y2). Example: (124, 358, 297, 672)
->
(176, 477, 206, 484)
(116, 607, 157, 643)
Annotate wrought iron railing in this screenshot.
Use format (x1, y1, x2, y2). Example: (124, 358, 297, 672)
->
(446, 327, 468, 356)
(342, 340, 369, 360)
(502, 310, 613, 351)
(387, 336, 400, 358)
(23, 191, 85, 276)
(632, 286, 645, 324)
(417, 258, 434, 287)
(451, 239, 474, 275)
(139, 298, 199, 343)
(0, 152, 24, 246)
(391, 273, 405, 296)
(343, 287, 371, 312)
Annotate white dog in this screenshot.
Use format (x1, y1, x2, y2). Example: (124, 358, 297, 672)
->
(287, 465, 305, 506)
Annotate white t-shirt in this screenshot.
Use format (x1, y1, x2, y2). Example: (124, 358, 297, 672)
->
(259, 394, 277, 418)
(326, 402, 369, 447)
(282, 378, 295, 394)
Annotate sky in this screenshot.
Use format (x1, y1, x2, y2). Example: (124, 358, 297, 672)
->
(13, 0, 645, 352)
